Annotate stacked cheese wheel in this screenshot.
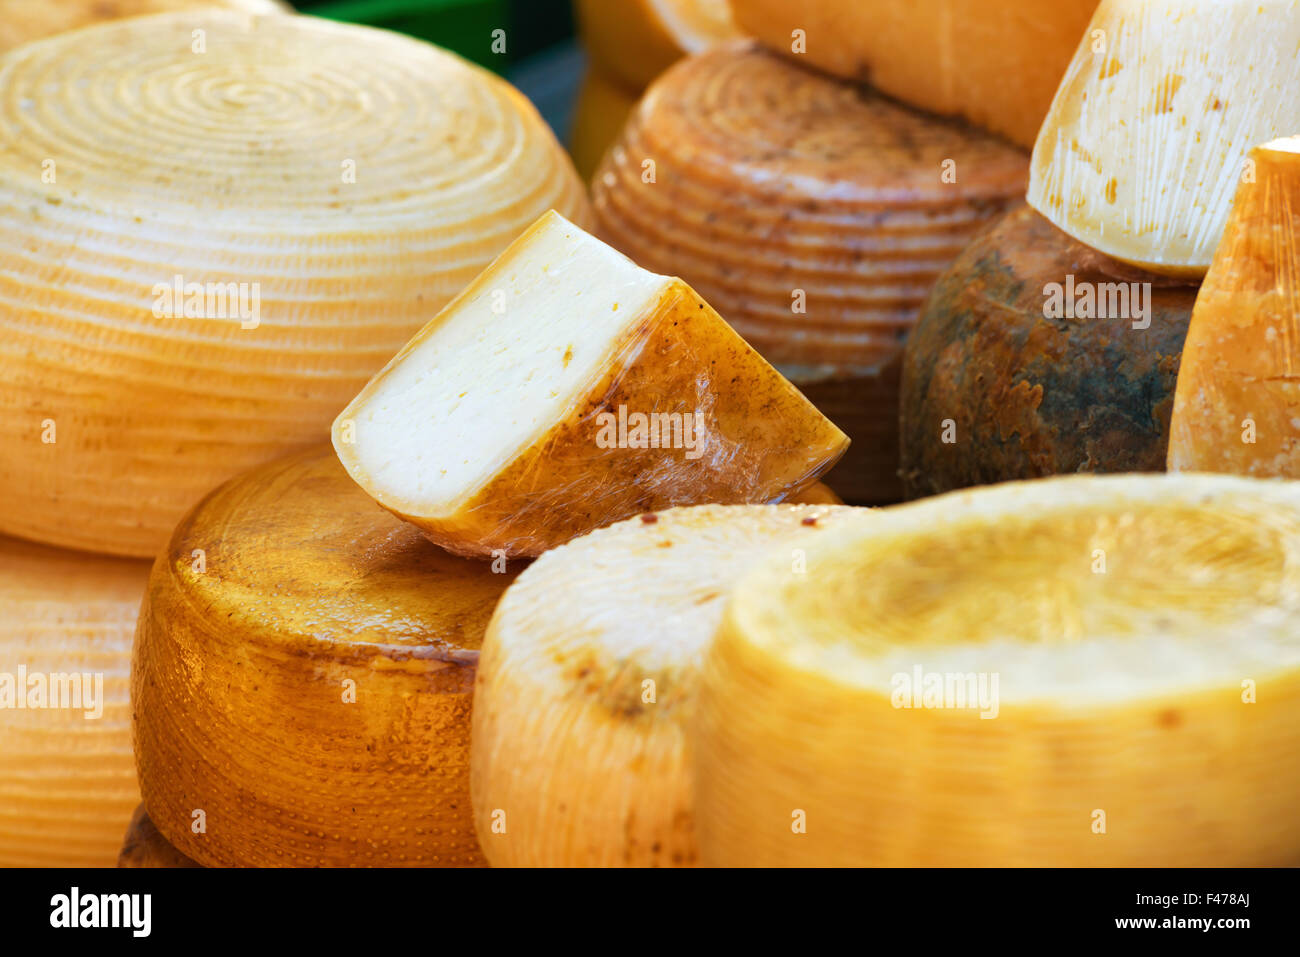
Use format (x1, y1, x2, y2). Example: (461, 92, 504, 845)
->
(900, 206, 1197, 498)
(696, 475, 1300, 866)
(593, 42, 1028, 502)
(0, 538, 149, 866)
(132, 447, 518, 867)
(471, 503, 858, 867)
(0, 11, 590, 558)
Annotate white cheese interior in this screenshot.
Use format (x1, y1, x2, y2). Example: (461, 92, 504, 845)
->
(347, 211, 667, 511)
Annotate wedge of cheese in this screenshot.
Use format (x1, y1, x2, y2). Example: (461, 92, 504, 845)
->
(0, 0, 290, 53)
(1168, 138, 1300, 476)
(0, 11, 590, 558)
(730, 0, 1098, 148)
(1028, 0, 1300, 276)
(0, 538, 149, 867)
(332, 211, 849, 559)
(118, 806, 200, 869)
(132, 446, 517, 867)
(472, 502, 860, 867)
(696, 474, 1300, 866)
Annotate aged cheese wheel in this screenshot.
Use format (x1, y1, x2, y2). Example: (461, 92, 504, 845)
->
(592, 42, 1027, 502)
(900, 205, 1197, 500)
(696, 474, 1300, 867)
(132, 446, 517, 867)
(730, 0, 1097, 149)
(0, 11, 591, 558)
(333, 211, 848, 560)
(575, 0, 740, 94)
(1028, 0, 1300, 277)
(570, 68, 640, 182)
(0, 0, 290, 53)
(0, 538, 148, 867)
(118, 805, 200, 869)
(472, 502, 861, 867)
(1169, 138, 1300, 476)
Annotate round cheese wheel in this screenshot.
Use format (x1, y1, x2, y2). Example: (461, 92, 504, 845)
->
(900, 205, 1196, 500)
(0, 538, 149, 866)
(0, 0, 290, 54)
(472, 502, 862, 867)
(118, 805, 200, 869)
(132, 446, 518, 867)
(696, 474, 1300, 866)
(0, 11, 591, 558)
(592, 42, 1027, 502)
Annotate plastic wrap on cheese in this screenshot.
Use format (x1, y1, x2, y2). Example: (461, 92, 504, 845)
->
(332, 211, 849, 559)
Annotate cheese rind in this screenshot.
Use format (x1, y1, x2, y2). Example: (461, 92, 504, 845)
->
(1168, 138, 1300, 475)
(1028, 0, 1300, 276)
(471, 503, 861, 867)
(332, 211, 849, 559)
(575, 0, 740, 94)
(730, 0, 1097, 148)
(696, 474, 1300, 866)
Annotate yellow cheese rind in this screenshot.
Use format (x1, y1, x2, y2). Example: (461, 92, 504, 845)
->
(0, 538, 148, 867)
(730, 0, 1097, 148)
(1168, 138, 1300, 475)
(696, 474, 1300, 866)
(471, 503, 863, 867)
(132, 447, 516, 867)
(1028, 0, 1300, 276)
(0, 12, 591, 558)
(575, 0, 740, 94)
(333, 211, 849, 559)
(570, 68, 640, 182)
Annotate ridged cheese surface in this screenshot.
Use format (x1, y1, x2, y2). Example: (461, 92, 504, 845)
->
(0, 538, 149, 866)
(132, 447, 517, 867)
(696, 475, 1300, 866)
(0, 11, 591, 558)
(1028, 0, 1300, 276)
(472, 503, 861, 867)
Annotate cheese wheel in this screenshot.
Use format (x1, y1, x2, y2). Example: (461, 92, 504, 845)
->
(333, 211, 848, 560)
(900, 205, 1196, 500)
(0, 0, 290, 54)
(118, 805, 200, 869)
(132, 446, 517, 867)
(569, 68, 640, 182)
(472, 502, 862, 867)
(1169, 138, 1300, 477)
(730, 0, 1098, 149)
(1028, 0, 1300, 277)
(0, 11, 591, 558)
(0, 538, 148, 866)
(575, 0, 741, 94)
(592, 42, 1027, 501)
(696, 474, 1300, 866)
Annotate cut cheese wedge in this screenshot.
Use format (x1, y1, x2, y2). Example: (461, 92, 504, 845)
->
(332, 211, 849, 559)
(0, 0, 290, 53)
(902, 205, 1197, 499)
(696, 474, 1300, 866)
(118, 806, 200, 869)
(0, 538, 148, 867)
(132, 446, 516, 867)
(0, 11, 591, 558)
(472, 502, 861, 867)
(1169, 138, 1300, 476)
(730, 0, 1098, 148)
(1028, 0, 1300, 277)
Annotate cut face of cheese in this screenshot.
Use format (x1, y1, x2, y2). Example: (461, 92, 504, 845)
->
(901, 205, 1197, 499)
(1028, 0, 1300, 276)
(695, 475, 1300, 866)
(471, 502, 861, 867)
(332, 211, 848, 559)
(118, 806, 200, 869)
(1169, 137, 1300, 476)
(730, 0, 1098, 148)
(0, 0, 290, 53)
(0, 538, 149, 867)
(0, 11, 591, 558)
(132, 446, 517, 867)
